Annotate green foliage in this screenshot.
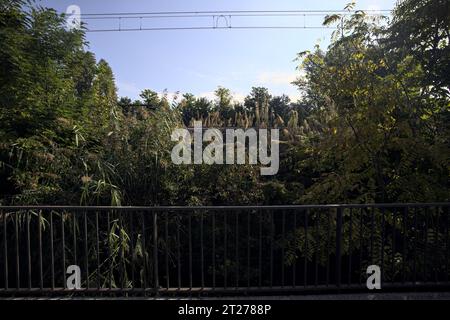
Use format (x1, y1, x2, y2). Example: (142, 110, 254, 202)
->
(292, 4, 449, 204)
(0, 0, 449, 287)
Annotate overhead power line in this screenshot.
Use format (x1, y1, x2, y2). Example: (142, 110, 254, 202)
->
(78, 9, 392, 17)
(72, 9, 392, 33)
(87, 26, 338, 33)
(82, 13, 386, 20)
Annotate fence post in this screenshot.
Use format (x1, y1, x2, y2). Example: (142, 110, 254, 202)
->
(336, 207, 343, 289)
(153, 211, 159, 294)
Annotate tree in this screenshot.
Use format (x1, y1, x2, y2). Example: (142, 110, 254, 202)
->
(269, 94, 291, 121)
(293, 5, 449, 203)
(388, 0, 450, 98)
(244, 87, 271, 126)
(89, 59, 118, 128)
(139, 89, 160, 108)
(214, 86, 232, 109)
(214, 86, 234, 120)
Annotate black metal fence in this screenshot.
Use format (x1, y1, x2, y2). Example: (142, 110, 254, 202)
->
(0, 203, 449, 297)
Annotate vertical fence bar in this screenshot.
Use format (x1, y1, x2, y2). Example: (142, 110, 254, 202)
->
(446, 206, 449, 283)
(107, 211, 112, 290)
(165, 212, 170, 290)
(129, 211, 135, 290)
(434, 207, 439, 283)
(38, 210, 43, 290)
(413, 207, 417, 284)
(303, 209, 307, 288)
(402, 207, 407, 284)
(153, 211, 159, 293)
(281, 210, 286, 287)
(50, 211, 55, 290)
(73, 212, 77, 268)
(348, 208, 353, 286)
(96, 211, 100, 290)
(359, 208, 363, 286)
(326, 211, 330, 286)
(235, 211, 239, 289)
(391, 210, 396, 283)
(270, 210, 274, 288)
(445, 206, 450, 282)
(176, 214, 181, 290)
(141, 212, 147, 292)
(84, 211, 89, 289)
(3, 210, 8, 290)
(119, 211, 124, 290)
(292, 211, 296, 288)
(212, 211, 215, 290)
(224, 212, 227, 289)
(125, 211, 132, 291)
(370, 207, 375, 265)
(188, 212, 192, 291)
(27, 211, 31, 289)
(247, 211, 250, 289)
(424, 207, 428, 282)
(335, 207, 343, 289)
(380, 208, 385, 282)
(15, 212, 19, 290)
(211, 211, 216, 290)
(200, 211, 204, 290)
(258, 210, 262, 288)
(315, 211, 319, 287)
(61, 212, 66, 288)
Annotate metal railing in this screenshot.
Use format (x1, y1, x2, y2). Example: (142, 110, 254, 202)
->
(0, 203, 449, 296)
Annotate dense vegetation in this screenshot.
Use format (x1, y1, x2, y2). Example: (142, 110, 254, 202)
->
(1, 0, 449, 207)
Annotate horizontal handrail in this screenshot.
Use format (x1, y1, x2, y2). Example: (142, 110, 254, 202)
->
(0, 202, 449, 211)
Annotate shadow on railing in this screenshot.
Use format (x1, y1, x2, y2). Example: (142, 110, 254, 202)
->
(0, 203, 449, 296)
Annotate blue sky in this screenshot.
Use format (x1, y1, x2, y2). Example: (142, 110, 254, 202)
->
(40, 0, 396, 102)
